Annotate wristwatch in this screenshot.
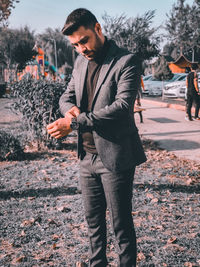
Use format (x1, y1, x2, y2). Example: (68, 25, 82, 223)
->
(70, 117, 79, 130)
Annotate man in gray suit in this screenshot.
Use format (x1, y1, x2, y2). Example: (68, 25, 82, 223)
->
(47, 8, 146, 267)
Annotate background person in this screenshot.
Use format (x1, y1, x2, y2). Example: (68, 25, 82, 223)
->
(136, 76, 145, 106)
(185, 63, 200, 121)
(47, 8, 146, 267)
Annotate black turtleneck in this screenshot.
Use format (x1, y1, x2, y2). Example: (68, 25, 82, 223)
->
(81, 38, 110, 154)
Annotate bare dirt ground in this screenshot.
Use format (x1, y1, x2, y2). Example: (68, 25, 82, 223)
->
(0, 97, 200, 267)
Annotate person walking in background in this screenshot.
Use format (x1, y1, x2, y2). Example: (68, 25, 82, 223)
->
(136, 76, 145, 106)
(185, 63, 200, 121)
(47, 8, 146, 267)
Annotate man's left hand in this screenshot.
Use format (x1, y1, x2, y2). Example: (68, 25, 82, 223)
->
(47, 117, 72, 139)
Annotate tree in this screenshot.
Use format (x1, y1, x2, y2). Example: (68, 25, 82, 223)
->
(12, 26, 36, 71)
(37, 28, 75, 71)
(0, 0, 20, 26)
(165, 0, 192, 48)
(164, 0, 200, 61)
(153, 56, 173, 80)
(0, 27, 17, 69)
(102, 11, 160, 72)
(0, 26, 36, 78)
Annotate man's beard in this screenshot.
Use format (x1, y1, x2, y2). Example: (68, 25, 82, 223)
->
(82, 33, 104, 60)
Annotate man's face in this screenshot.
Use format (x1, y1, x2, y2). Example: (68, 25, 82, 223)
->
(68, 23, 104, 60)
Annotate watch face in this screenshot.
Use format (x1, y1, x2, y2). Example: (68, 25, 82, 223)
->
(70, 119, 78, 130)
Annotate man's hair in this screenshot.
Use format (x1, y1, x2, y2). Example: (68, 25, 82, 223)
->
(62, 8, 98, 35)
(191, 63, 198, 70)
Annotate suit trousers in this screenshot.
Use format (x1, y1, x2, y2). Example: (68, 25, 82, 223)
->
(80, 152, 136, 267)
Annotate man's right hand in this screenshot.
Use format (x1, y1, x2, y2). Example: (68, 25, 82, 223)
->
(46, 106, 81, 139)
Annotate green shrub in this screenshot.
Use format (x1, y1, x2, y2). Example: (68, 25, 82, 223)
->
(10, 78, 67, 149)
(0, 130, 24, 160)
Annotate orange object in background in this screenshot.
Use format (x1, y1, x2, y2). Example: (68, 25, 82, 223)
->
(168, 54, 199, 73)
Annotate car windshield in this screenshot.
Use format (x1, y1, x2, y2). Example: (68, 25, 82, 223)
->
(149, 76, 158, 81)
(177, 75, 187, 81)
(169, 74, 186, 82)
(143, 75, 152, 81)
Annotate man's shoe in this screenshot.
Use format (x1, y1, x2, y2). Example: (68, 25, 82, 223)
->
(194, 117, 200, 120)
(185, 116, 193, 121)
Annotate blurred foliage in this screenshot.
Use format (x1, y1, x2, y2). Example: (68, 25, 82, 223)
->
(10, 78, 68, 150)
(0, 130, 24, 160)
(164, 0, 200, 60)
(0, 26, 36, 72)
(0, 0, 20, 26)
(102, 11, 160, 72)
(153, 56, 174, 81)
(37, 28, 76, 69)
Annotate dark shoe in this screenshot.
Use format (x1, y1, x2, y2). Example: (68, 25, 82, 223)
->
(194, 117, 200, 120)
(185, 116, 193, 121)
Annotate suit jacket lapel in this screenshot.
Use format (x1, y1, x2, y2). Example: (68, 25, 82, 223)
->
(92, 42, 118, 108)
(92, 58, 115, 103)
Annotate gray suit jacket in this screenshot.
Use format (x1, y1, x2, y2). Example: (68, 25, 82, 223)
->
(59, 39, 146, 172)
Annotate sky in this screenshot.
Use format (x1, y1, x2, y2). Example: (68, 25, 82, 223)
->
(8, 0, 193, 34)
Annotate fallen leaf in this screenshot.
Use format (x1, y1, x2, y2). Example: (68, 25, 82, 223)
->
(151, 198, 158, 203)
(52, 234, 60, 241)
(163, 244, 184, 252)
(48, 219, 60, 226)
(75, 262, 88, 267)
(52, 243, 57, 249)
(146, 193, 154, 199)
(28, 197, 36, 201)
(132, 211, 139, 216)
(184, 262, 193, 267)
(20, 218, 35, 227)
(16, 256, 26, 263)
(186, 178, 192, 185)
(156, 225, 163, 230)
(20, 230, 26, 237)
(167, 236, 177, 244)
(148, 215, 153, 220)
(57, 206, 71, 213)
(137, 252, 146, 261)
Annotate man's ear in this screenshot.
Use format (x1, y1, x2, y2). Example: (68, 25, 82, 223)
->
(94, 22, 102, 35)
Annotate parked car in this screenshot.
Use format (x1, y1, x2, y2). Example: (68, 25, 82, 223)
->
(163, 72, 200, 99)
(163, 76, 187, 98)
(143, 73, 187, 96)
(143, 75, 157, 94)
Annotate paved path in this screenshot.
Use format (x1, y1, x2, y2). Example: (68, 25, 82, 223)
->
(135, 98, 200, 163)
(1, 97, 200, 163)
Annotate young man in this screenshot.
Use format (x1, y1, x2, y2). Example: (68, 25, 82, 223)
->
(47, 8, 146, 267)
(186, 63, 200, 121)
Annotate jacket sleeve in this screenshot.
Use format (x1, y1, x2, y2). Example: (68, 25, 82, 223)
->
(77, 55, 140, 132)
(59, 62, 78, 116)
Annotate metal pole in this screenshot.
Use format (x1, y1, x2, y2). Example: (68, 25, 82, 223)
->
(192, 47, 194, 63)
(53, 39, 58, 72)
(49, 38, 58, 79)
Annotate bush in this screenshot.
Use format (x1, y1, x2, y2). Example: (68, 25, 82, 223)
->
(10, 78, 67, 150)
(0, 130, 24, 160)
